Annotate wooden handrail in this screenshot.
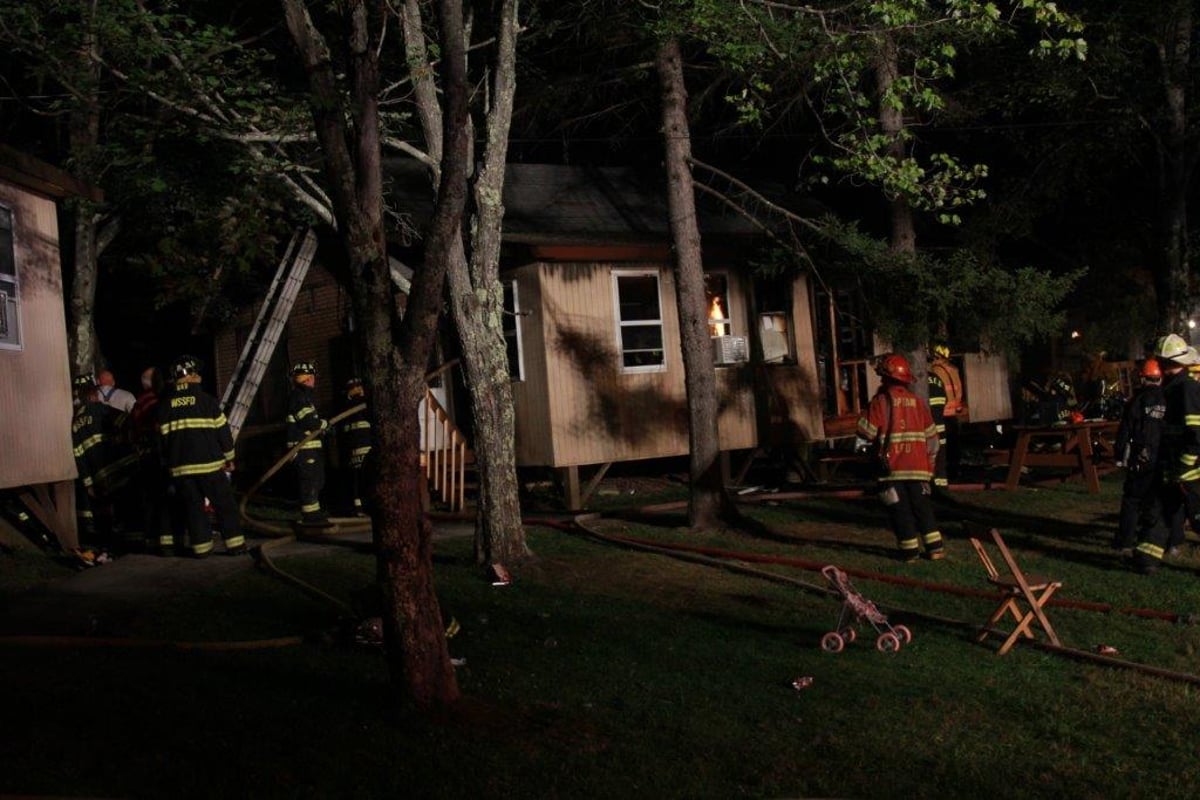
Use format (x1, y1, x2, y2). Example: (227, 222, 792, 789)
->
(422, 380, 468, 511)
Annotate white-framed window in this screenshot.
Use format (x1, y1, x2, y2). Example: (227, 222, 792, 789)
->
(502, 279, 524, 381)
(0, 205, 20, 351)
(612, 269, 665, 372)
(704, 272, 732, 337)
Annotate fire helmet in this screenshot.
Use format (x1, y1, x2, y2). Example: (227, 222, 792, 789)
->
(875, 353, 914, 384)
(1154, 334, 1200, 366)
(1140, 358, 1163, 381)
(170, 356, 202, 379)
(291, 361, 317, 377)
(931, 343, 951, 360)
(72, 373, 96, 390)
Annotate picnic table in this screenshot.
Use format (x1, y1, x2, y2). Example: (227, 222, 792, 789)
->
(1003, 420, 1120, 494)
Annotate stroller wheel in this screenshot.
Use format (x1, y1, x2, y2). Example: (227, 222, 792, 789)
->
(893, 625, 912, 645)
(821, 632, 845, 653)
(876, 632, 901, 653)
(841, 627, 857, 644)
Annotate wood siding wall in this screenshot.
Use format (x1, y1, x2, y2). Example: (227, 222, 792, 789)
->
(756, 274, 826, 443)
(963, 350, 1012, 423)
(0, 179, 76, 489)
(513, 261, 757, 468)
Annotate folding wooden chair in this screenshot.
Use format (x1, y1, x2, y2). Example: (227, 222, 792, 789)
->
(969, 528, 1062, 655)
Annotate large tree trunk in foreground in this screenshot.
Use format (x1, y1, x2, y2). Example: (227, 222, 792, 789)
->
(656, 37, 738, 530)
(281, 0, 469, 711)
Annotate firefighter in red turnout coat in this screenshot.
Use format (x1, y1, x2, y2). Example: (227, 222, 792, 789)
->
(157, 356, 245, 557)
(856, 354, 945, 562)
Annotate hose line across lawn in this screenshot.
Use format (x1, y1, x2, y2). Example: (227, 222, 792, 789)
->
(561, 513, 1200, 687)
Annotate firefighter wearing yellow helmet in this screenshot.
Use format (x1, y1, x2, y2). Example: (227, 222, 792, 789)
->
(1132, 335, 1200, 574)
(927, 342, 963, 488)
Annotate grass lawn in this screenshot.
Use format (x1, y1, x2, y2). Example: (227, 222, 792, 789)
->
(5, 471, 1200, 798)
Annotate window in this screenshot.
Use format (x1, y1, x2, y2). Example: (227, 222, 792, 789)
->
(704, 273, 731, 337)
(502, 279, 524, 381)
(612, 270, 665, 372)
(754, 274, 795, 364)
(0, 205, 20, 350)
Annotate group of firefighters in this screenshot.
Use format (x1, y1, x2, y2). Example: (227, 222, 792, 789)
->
(855, 334, 1200, 575)
(70, 357, 372, 559)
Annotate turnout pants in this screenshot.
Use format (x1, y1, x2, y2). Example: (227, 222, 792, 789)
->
(878, 480, 944, 560)
(175, 471, 243, 556)
(295, 451, 326, 521)
(1135, 477, 1200, 571)
(1116, 469, 1157, 549)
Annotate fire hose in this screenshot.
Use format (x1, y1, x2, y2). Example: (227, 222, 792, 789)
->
(556, 513, 1200, 687)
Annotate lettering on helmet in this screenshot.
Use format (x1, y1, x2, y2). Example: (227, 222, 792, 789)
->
(170, 395, 197, 408)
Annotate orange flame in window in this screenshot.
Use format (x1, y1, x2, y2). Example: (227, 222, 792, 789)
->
(708, 296, 728, 337)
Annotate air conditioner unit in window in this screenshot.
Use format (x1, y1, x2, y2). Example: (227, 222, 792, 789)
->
(711, 335, 748, 365)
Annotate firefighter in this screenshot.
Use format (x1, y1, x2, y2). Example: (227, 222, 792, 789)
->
(288, 361, 330, 525)
(1112, 358, 1165, 551)
(130, 365, 174, 553)
(856, 353, 945, 562)
(157, 355, 244, 557)
(927, 342, 963, 488)
(1133, 335, 1200, 574)
(338, 377, 373, 516)
(71, 373, 138, 550)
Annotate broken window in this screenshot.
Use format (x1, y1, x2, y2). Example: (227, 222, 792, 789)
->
(753, 274, 795, 364)
(704, 273, 731, 337)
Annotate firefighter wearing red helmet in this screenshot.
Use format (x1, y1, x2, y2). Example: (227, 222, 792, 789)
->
(856, 353, 945, 562)
(1112, 358, 1165, 551)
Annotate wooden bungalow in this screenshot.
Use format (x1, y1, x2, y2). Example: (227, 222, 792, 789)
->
(213, 163, 1011, 508)
(0, 145, 103, 550)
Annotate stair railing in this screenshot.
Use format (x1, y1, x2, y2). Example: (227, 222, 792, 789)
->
(422, 361, 468, 511)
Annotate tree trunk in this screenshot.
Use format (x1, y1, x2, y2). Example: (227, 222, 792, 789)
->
(402, 0, 529, 564)
(1153, 1, 1193, 333)
(656, 36, 738, 530)
(280, 0, 469, 712)
(875, 33, 927, 396)
(66, 2, 103, 376)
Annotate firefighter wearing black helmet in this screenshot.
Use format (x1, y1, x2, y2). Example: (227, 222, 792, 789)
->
(288, 361, 330, 525)
(338, 377, 372, 515)
(157, 355, 244, 557)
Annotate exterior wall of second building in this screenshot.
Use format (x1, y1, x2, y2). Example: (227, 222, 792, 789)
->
(0, 177, 76, 490)
(514, 260, 757, 469)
